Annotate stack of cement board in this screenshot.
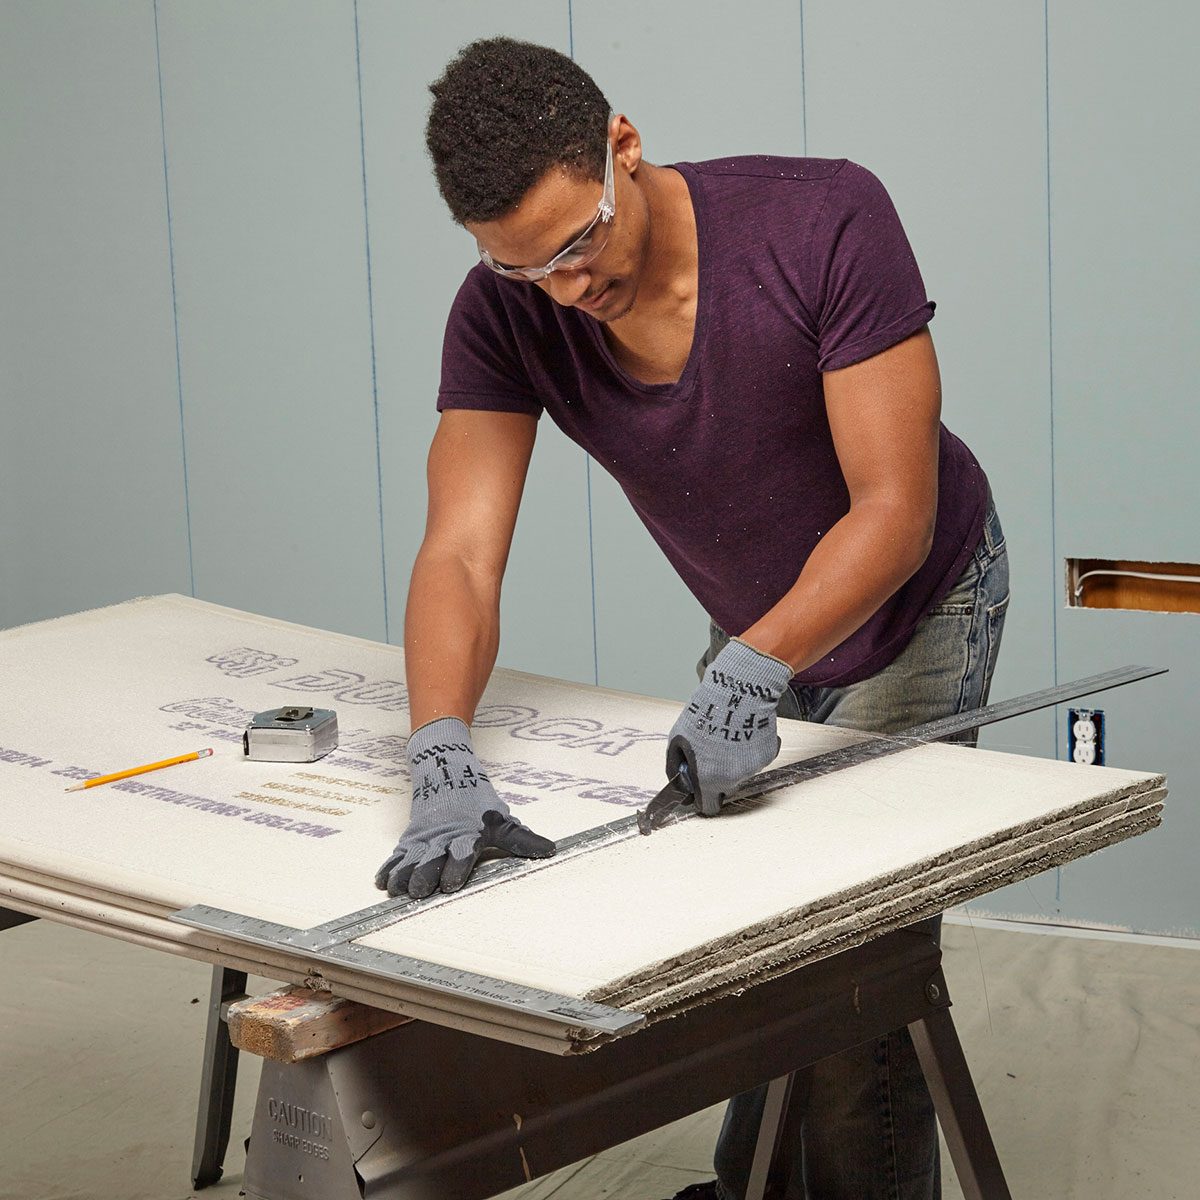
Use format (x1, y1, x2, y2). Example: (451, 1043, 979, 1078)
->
(0, 596, 1165, 1053)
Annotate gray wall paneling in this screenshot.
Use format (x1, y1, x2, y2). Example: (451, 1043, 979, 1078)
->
(1047, 3, 1199, 935)
(2, 1, 1194, 936)
(803, 2, 1059, 919)
(572, 0, 806, 702)
(1054, 615, 1197, 934)
(357, 0, 598, 685)
(0, 2, 190, 628)
(155, 1, 385, 640)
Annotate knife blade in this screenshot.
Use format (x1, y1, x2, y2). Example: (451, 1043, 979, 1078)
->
(637, 761, 695, 835)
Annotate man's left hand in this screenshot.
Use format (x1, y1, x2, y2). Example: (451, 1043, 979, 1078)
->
(667, 638, 794, 816)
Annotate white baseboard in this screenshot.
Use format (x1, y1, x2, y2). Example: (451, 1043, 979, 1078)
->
(944, 909, 1200, 950)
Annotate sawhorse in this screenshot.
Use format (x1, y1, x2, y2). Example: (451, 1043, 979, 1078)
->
(2, 907, 1008, 1198)
(191, 925, 1011, 1200)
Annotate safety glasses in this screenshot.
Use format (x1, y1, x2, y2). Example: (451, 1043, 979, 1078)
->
(478, 135, 615, 282)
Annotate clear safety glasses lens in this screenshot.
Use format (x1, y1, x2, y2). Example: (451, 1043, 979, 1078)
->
(479, 137, 615, 282)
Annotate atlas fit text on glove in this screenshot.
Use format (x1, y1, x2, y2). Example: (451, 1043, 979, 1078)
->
(374, 717, 555, 899)
(667, 638, 794, 816)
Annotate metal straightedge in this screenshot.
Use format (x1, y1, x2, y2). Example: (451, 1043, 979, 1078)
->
(172, 903, 641, 1038)
(738, 663, 1165, 804)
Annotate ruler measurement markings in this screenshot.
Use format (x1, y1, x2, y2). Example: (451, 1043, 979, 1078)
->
(313, 813, 645, 940)
(171, 903, 641, 1035)
(739, 665, 1164, 804)
(321, 942, 642, 1033)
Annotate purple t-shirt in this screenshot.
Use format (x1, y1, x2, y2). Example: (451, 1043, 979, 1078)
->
(438, 156, 988, 686)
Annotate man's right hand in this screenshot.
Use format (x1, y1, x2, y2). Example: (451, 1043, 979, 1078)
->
(374, 717, 556, 899)
(667, 638, 791, 816)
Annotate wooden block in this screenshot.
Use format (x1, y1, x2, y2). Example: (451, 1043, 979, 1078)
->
(227, 985, 411, 1063)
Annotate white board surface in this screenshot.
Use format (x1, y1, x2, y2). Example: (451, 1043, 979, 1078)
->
(0, 596, 1164, 1049)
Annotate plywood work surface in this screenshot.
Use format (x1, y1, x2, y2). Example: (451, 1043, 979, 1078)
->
(0, 596, 1166, 1048)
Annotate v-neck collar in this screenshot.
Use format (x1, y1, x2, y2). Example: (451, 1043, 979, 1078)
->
(578, 161, 710, 400)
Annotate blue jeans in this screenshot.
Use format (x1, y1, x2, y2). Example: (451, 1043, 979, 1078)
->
(700, 500, 1009, 1200)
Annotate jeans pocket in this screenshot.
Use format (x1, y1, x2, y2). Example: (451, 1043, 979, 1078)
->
(982, 590, 1010, 698)
(933, 500, 1005, 617)
(930, 555, 982, 616)
(981, 499, 1006, 558)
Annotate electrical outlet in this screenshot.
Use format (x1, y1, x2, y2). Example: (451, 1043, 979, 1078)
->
(1068, 707, 1105, 766)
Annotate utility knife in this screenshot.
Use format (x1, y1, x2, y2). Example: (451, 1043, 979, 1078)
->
(637, 759, 695, 835)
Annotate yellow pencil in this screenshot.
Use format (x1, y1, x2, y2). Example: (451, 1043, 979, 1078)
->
(65, 748, 214, 792)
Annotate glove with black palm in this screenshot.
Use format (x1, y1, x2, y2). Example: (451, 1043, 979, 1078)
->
(667, 638, 793, 816)
(375, 717, 555, 899)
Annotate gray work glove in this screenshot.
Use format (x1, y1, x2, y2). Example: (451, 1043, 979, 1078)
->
(667, 638, 794, 816)
(374, 717, 555, 899)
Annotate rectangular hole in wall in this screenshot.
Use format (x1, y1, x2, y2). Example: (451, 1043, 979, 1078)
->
(1067, 559, 1200, 613)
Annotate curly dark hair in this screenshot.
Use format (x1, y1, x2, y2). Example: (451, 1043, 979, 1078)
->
(426, 37, 611, 225)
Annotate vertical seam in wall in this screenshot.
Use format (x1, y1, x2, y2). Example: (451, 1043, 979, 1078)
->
(799, 0, 808, 154)
(353, 0, 390, 642)
(1044, 0, 1063, 908)
(1044, 1, 1059, 713)
(568, 0, 600, 685)
(585, 455, 600, 686)
(153, 0, 195, 597)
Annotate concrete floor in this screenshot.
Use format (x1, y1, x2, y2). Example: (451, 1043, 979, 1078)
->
(0, 915, 1196, 1199)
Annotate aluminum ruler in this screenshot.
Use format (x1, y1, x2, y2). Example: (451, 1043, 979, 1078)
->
(171, 663, 1162, 1038)
(171, 902, 641, 1035)
(737, 663, 1167, 804)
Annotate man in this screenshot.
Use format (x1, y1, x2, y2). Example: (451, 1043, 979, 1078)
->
(374, 36, 1009, 1200)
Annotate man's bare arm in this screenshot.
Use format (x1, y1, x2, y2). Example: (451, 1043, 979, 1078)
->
(404, 409, 537, 729)
(740, 328, 942, 670)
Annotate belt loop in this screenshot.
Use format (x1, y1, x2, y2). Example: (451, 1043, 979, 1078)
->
(982, 486, 998, 555)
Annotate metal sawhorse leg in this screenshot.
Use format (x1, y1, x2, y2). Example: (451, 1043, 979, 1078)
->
(191, 964, 248, 1189)
(0, 906, 37, 933)
(910, 1006, 1012, 1200)
(745, 1010, 1011, 1200)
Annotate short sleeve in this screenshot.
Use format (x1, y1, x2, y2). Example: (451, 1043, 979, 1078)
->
(437, 266, 543, 417)
(812, 161, 935, 373)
